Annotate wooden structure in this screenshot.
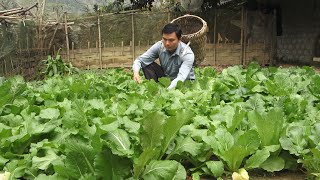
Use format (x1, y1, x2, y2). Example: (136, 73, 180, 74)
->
(0, 3, 38, 24)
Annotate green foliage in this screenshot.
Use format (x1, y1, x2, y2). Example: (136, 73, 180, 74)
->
(42, 50, 78, 78)
(248, 108, 284, 147)
(300, 148, 320, 179)
(141, 160, 186, 180)
(94, 0, 155, 13)
(1, 64, 320, 179)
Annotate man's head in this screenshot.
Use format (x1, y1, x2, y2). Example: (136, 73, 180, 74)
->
(161, 23, 182, 53)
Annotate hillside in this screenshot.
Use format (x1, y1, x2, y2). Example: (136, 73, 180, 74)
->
(11, 0, 113, 14)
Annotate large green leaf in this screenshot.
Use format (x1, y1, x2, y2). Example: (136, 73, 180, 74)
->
(62, 100, 96, 138)
(260, 156, 285, 172)
(202, 129, 234, 157)
(307, 74, 320, 99)
(62, 140, 96, 179)
(162, 110, 194, 156)
(223, 130, 260, 171)
(205, 161, 224, 178)
(279, 125, 309, 156)
(0, 77, 26, 107)
(39, 108, 60, 120)
(94, 148, 131, 180)
(32, 150, 59, 170)
(34, 174, 65, 180)
(204, 129, 260, 171)
(309, 123, 320, 147)
(4, 159, 27, 179)
(227, 106, 246, 133)
(140, 111, 166, 150)
(0, 155, 9, 169)
(248, 108, 284, 147)
(133, 147, 161, 178)
(142, 160, 186, 180)
(102, 129, 133, 157)
(169, 136, 202, 158)
(300, 148, 320, 176)
(264, 73, 294, 96)
(245, 145, 280, 169)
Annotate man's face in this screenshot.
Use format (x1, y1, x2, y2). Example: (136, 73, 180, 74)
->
(162, 32, 180, 53)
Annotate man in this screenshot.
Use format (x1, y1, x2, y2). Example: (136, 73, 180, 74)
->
(132, 23, 195, 90)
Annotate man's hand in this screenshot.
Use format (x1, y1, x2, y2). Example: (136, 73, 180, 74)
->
(133, 71, 141, 83)
(167, 79, 178, 90)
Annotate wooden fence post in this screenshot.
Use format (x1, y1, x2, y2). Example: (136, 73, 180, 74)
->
(243, 8, 247, 65)
(121, 41, 124, 55)
(132, 13, 135, 63)
(10, 57, 14, 72)
(213, 10, 217, 65)
(64, 12, 70, 62)
(72, 42, 75, 59)
(4, 60, 7, 75)
(97, 12, 102, 69)
(138, 41, 141, 51)
(241, 6, 244, 65)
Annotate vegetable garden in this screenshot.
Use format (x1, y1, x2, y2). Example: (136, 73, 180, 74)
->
(1, 61, 320, 179)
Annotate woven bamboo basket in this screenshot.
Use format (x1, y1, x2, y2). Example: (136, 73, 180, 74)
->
(171, 14, 208, 66)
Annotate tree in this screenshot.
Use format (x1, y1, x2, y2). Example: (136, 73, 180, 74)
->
(130, 0, 154, 10)
(0, 0, 18, 9)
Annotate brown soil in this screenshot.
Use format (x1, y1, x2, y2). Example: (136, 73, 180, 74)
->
(186, 170, 307, 180)
(248, 170, 307, 180)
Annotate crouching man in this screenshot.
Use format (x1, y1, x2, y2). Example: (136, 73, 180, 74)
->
(132, 23, 195, 90)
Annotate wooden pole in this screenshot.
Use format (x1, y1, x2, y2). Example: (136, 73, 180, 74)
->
(97, 13, 102, 69)
(48, 25, 59, 53)
(270, 10, 276, 65)
(64, 12, 70, 62)
(10, 57, 14, 71)
(27, 35, 30, 57)
(240, 6, 244, 65)
(121, 41, 124, 55)
(48, 8, 60, 54)
(112, 43, 115, 55)
(0, 7, 23, 14)
(72, 42, 75, 59)
(138, 41, 141, 51)
(4, 60, 7, 75)
(213, 10, 217, 66)
(243, 8, 247, 65)
(19, 41, 21, 54)
(131, 13, 135, 63)
(37, 0, 46, 49)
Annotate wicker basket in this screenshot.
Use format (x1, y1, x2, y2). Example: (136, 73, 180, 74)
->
(171, 14, 208, 66)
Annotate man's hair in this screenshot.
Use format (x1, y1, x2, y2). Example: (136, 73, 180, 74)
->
(162, 23, 182, 39)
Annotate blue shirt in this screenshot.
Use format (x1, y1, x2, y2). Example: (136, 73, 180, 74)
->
(133, 41, 195, 89)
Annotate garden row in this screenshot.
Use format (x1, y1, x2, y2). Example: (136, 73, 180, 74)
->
(0, 63, 320, 179)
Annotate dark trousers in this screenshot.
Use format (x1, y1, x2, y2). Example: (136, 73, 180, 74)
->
(142, 62, 165, 82)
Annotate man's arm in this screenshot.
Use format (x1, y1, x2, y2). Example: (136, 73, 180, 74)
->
(167, 51, 194, 89)
(132, 41, 161, 83)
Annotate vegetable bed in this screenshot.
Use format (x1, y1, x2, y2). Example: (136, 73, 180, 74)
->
(0, 63, 319, 180)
